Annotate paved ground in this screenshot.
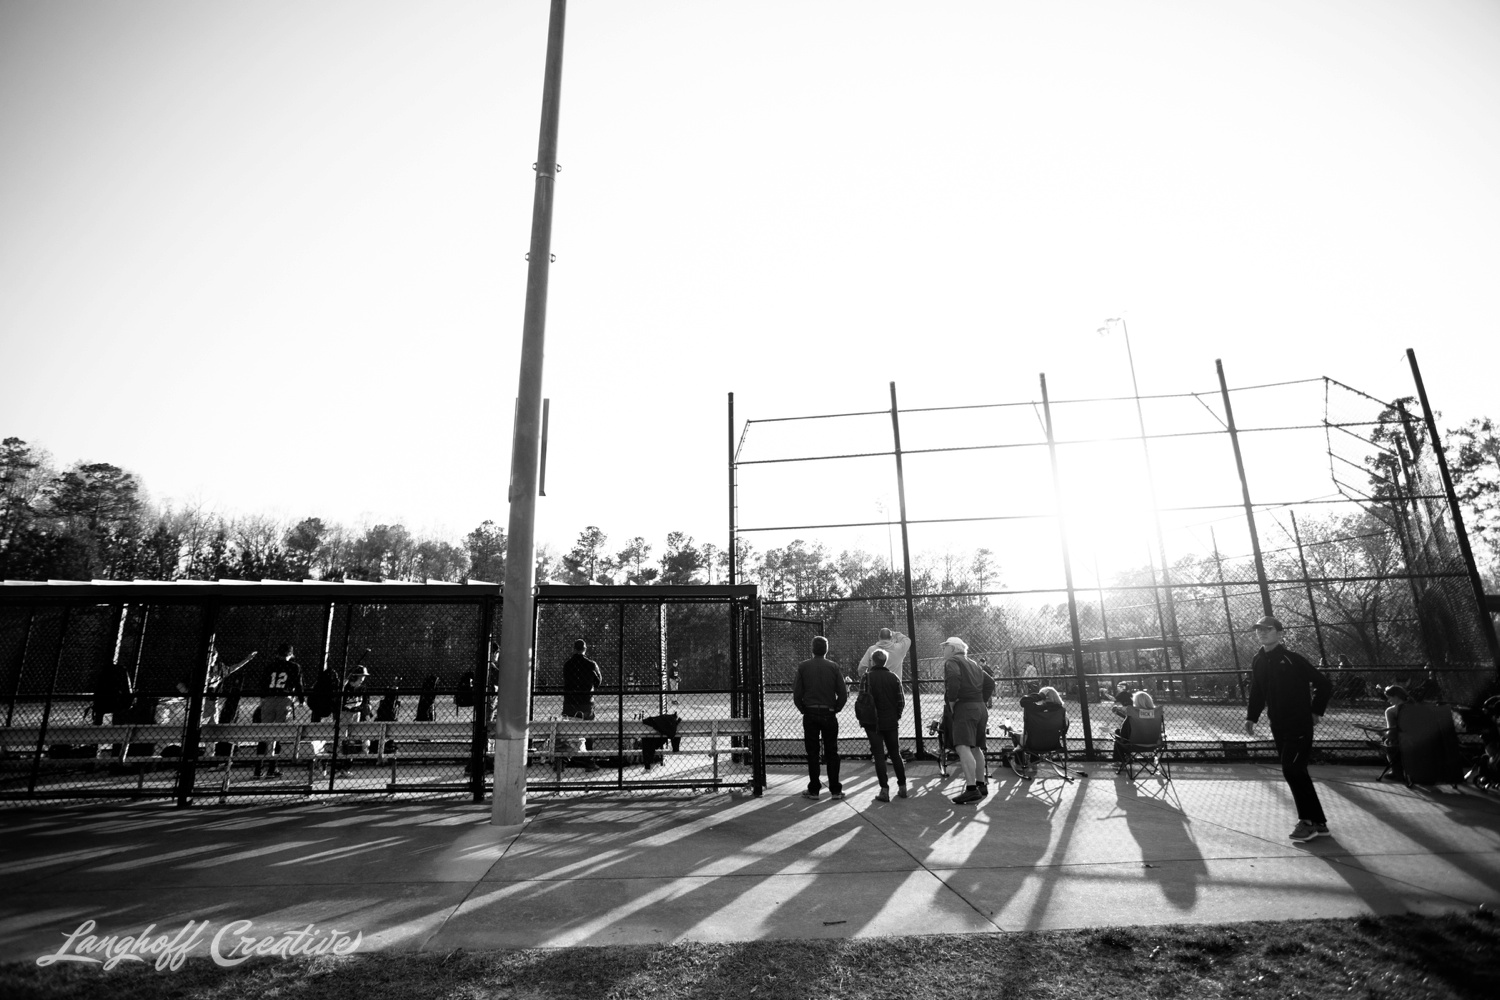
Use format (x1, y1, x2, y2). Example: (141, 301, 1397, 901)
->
(3, 761, 1498, 961)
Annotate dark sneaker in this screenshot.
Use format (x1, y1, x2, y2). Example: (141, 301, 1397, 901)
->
(1289, 820, 1325, 842)
(952, 786, 982, 805)
(1313, 823, 1330, 838)
(875, 789, 891, 803)
(830, 791, 846, 800)
(897, 784, 908, 799)
(800, 790, 820, 800)
(977, 782, 989, 798)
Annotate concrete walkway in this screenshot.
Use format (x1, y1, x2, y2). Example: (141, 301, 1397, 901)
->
(3, 762, 1499, 961)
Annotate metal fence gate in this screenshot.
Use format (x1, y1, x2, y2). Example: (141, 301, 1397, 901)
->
(527, 585, 764, 794)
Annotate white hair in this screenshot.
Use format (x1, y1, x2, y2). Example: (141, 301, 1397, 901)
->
(944, 636, 968, 653)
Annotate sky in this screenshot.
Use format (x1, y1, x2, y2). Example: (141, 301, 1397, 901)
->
(2, 0, 1497, 571)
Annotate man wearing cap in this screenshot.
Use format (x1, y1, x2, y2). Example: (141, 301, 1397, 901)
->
(1244, 615, 1333, 842)
(943, 636, 994, 804)
(336, 661, 373, 770)
(794, 635, 848, 800)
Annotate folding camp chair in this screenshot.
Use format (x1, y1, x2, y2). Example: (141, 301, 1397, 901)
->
(1113, 707, 1169, 783)
(1394, 702, 1465, 789)
(1003, 705, 1079, 784)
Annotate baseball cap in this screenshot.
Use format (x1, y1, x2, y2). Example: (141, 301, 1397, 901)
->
(1252, 615, 1285, 631)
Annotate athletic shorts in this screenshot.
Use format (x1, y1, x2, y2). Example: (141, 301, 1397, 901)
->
(949, 702, 987, 750)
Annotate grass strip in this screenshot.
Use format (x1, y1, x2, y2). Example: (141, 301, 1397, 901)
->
(4, 910, 1498, 1000)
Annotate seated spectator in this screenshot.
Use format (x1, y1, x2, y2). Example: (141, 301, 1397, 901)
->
(1112, 690, 1164, 758)
(1380, 684, 1409, 781)
(1011, 685, 1068, 777)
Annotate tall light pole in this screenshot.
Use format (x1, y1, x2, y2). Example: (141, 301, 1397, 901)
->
(493, 0, 567, 831)
(1098, 317, 1181, 660)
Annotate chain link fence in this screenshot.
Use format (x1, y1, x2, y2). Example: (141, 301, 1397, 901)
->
(739, 362, 1500, 766)
(527, 585, 763, 793)
(1, 582, 765, 805)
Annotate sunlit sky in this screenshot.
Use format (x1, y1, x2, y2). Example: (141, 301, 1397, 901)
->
(2, 0, 1496, 567)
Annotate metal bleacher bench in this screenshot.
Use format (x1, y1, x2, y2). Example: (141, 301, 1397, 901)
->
(1, 721, 479, 794)
(529, 716, 753, 783)
(3, 716, 756, 792)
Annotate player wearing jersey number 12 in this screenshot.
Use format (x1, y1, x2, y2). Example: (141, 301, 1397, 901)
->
(255, 643, 305, 778)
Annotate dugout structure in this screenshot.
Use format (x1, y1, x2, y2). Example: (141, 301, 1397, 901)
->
(732, 353, 1500, 763)
(0, 580, 766, 805)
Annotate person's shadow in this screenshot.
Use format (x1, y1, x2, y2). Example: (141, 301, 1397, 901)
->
(1108, 777, 1208, 910)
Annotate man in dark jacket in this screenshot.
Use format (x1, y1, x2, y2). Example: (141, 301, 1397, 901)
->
(794, 635, 847, 800)
(562, 640, 602, 719)
(1245, 615, 1333, 842)
(562, 639, 603, 771)
(862, 648, 907, 801)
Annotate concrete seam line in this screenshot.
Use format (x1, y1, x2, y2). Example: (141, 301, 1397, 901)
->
(841, 798, 1006, 933)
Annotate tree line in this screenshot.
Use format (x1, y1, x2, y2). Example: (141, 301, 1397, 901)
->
(2, 409, 1495, 605)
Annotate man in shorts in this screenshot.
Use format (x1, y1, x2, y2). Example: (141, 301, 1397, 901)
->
(944, 637, 994, 804)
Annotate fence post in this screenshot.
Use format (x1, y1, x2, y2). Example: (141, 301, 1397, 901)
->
(1216, 360, 1274, 617)
(1407, 349, 1500, 673)
(749, 593, 767, 795)
(1144, 545, 1177, 699)
(177, 601, 219, 808)
(1211, 528, 1246, 698)
(327, 602, 354, 793)
(1040, 375, 1095, 757)
(5, 607, 34, 728)
(29, 605, 70, 797)
(473, 593, 497, 802)
(1288, 511, 1331, 667)
(728, 392, 737, 587)
(889, 382, 927, 757)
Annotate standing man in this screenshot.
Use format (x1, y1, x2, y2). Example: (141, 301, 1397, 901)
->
(562, 639, 602, 771)
(255, 643, 303, 778)
(856, 628, 911, 682)
(944, 637, 994, 804)
(1245, 615, 1333, 842)
(794, 635, 847, 800)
